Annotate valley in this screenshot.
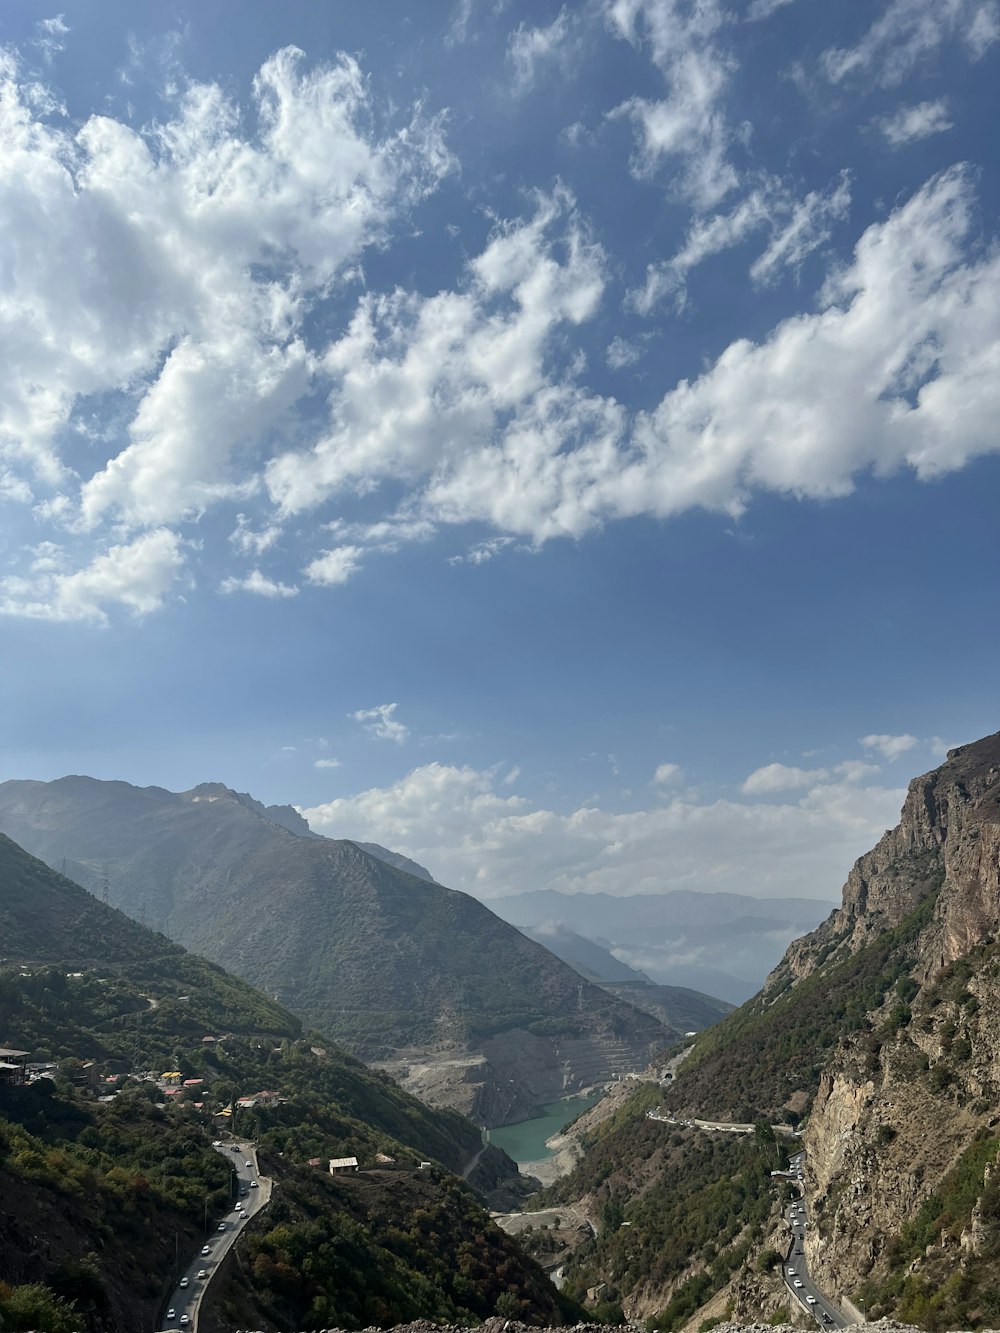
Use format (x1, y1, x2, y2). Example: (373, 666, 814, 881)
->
(6, 733, 1000, 1333)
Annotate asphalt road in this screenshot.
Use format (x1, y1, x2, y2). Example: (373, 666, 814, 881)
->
(156, 1140, 270, 1333)
(782, 1151, 850, 1330)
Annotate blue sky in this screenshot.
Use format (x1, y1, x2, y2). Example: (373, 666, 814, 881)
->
(1, 0, 998, 906)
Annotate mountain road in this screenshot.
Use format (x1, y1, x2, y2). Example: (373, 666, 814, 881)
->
(156, 1140, 271, 1333)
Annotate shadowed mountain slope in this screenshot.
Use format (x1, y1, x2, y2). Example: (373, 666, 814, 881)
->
(0, 777, 674, 1123)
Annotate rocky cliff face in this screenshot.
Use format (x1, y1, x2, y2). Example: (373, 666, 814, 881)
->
(796, 734, 1000, 1322)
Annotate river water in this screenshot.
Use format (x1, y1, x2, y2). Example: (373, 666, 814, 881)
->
(488, 1090, 604, 1166)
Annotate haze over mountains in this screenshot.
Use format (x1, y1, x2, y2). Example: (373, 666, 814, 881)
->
(0, 775, 674, 1126)
(495, 888, 837, 1004)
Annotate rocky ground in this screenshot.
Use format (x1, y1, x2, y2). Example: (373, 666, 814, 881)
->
(205, 1322, 997, 1333)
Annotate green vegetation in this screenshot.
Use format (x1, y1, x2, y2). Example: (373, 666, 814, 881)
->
(537, 1099, 785, 1330)
(227, 1166, 581, 1331)
(670, 884, 941, 1117)
(858, 1132, 1000, 1330)
(0, 834, 561, 1332)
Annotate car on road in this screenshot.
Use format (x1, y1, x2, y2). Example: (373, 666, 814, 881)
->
(793, 1280, 803, 1289)
(250, 1179, 258, 1187)
(201, 1245, 211, 1256)
(787, 1268, 796, 1276)
(197, 1269, 208, 1279)
(166, 1310, 176, 1320)
(218, 1222, 226, 1231)
(180, 1317, 190, 1326)
(245, 1160, 252, 1167)
(179, 1277, 188, 1288)
(806, 1296, 817, 1305)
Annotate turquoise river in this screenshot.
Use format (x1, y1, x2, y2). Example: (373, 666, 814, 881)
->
(487, 1090, 603, 1166)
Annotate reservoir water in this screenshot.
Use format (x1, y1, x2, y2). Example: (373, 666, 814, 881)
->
(488, 1090, 604, 1166)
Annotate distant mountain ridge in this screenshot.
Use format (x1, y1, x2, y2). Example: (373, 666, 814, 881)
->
(492, 886, 836, 1002)
(0, 775, 674, 1125)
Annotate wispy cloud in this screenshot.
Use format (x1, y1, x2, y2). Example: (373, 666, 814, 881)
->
(876, 98, 953, 146)
(350, 702, 410, 744)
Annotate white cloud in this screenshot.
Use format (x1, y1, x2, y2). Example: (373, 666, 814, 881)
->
(821, 0, 999, 86)
(230, 514, 283, 557)
(0, 42, 451, 602)
(860, 732, 919, 761)
(0, 528, 184, 624)
(350, 702, 409, 745)
(265, 188, 609, 535)
(605, 0, 738, 208)
(219, 569, 298, 598)
(742, 757, 882, 792)
(876, 98, 954, 147)
(259, 166, 1000, 562)
(301, 759, 906, 902)
(508, 8, 577, 94)
(629, 172, 850, 311)
(742, 762, 825, 794)
(448, 536, 517, 566)
(304, 545, 363, 586)
(607, 336, 644, 369)
(748, 171, 851, 286)
(616, 166, 1000, 520)
(746, 0, 797, 19)
(314, 758, 342, 769)
(653, 762, 682, 784)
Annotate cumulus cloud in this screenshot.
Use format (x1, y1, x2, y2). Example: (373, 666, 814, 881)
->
(0, 528, 184, 624)
(821, 0, 999, 86)
(301, 759, 906, 901)
(860, 732, 919, 761)
(314, 758, 341, 769)
(219, 569, 298, 598)
(743, 757, 882, 792)
(303, 545, 363, 586)
(653, 762, 682, 784)
(350, 702, 410, 744)
(0, 41, 450, 614)
(605, 0, 737, 208)
(876, 98, 954, 147)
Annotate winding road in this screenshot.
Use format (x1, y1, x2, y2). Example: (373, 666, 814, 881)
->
(156, 1140, 272, 1333)
(780, 1151, 849, 1330)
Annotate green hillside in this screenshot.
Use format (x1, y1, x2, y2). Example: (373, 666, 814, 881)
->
(0, 833, 576, 1332)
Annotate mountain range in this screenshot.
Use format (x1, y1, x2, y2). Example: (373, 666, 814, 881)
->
(0, 776, 674, 1125)
(0, 830, 580, 1332)
(493, 886, 837, 1003)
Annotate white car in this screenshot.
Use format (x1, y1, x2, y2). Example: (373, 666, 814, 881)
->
(201, 1245, 211, 1256)
(787, 1267, 796, 1276)
(218, 1222, 227, 1231)
(179, 1277, 189, 1288)
(807, 1296, 817, 1305)
(197, 1269, 208, 1279)
(166, 1310, 176, 1321)
(180, 1317, 190, 1326)
(245, 1160, 252, 1168)
(793, 1280, 803, 1289)
(250, 1179, 258, 1187)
